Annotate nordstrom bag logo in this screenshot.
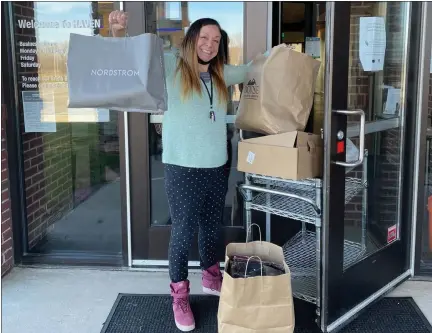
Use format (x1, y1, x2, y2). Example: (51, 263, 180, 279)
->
(90, 69, 139, 77)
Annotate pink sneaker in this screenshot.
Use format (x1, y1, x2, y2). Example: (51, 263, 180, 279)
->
(170, 280, 195, 332)
(202, 264, 223, 296)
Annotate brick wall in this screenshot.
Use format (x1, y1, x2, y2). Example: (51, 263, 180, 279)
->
(345, 2, 375, 228)
(13, 2, 74, 250)
(1, 107, 13, 276)
(345, 3, 404, 241)
(375, 3, 404, 233)
(26, 128, 73, 249)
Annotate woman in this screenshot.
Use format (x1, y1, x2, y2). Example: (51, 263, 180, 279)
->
(109, 11, 249, 332)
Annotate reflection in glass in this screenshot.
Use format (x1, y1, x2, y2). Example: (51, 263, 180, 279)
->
(342, 2, 409, 268)
(13, 1, 122, 255)
(149, 2, 244, 227)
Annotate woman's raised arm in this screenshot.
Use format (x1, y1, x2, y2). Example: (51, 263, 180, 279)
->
(109, 10, 177, 78)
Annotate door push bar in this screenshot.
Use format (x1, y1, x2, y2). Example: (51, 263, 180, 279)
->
(332, 109, 366, 168)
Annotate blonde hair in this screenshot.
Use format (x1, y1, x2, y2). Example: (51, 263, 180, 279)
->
(175, 19, 229, 105)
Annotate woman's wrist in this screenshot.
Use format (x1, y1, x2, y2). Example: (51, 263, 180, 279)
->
(111, 28, 126, 37)
(112, 32, 126, 37)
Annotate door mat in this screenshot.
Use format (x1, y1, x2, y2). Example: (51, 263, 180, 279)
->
(101, 295, 432, 333)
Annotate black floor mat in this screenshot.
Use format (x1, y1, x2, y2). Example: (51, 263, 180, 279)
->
(101, 294, 432, 333)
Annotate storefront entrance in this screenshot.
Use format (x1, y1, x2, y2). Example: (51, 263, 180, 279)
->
(124, 1, 427, 330)
(2, 0, 431, 331)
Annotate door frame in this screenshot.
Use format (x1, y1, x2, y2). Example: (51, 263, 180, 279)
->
(412, 2, 432, 277)
(126, 2, 272, 267)
(321, 2, 424, 331)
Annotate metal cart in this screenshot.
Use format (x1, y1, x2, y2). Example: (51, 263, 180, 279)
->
(238, 143, 369, 312)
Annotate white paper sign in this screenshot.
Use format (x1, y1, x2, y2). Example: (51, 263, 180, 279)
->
(305, 37, 321, 59)
(22, 91, 56, 133)
(359, 17, 386, 72)
(383, 87, 401, 115)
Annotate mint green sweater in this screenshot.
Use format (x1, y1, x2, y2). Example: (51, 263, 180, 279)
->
(162, 52, 249, 168)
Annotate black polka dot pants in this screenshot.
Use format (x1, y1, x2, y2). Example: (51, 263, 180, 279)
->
(165, 164, 227, 283)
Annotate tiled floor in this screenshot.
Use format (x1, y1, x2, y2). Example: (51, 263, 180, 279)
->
(2, 267, 431, 333)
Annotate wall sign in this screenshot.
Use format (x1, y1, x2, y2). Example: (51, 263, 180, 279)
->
(359, 17, 386, 72)
(22, 91, 56, 132)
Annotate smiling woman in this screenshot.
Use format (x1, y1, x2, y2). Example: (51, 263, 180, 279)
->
(109, 7, 250, 329)
(149, 2, 245, 231)
(175, 18, 228, 104)
(8, 1, 124, 261)
(196, 25, 221, 62)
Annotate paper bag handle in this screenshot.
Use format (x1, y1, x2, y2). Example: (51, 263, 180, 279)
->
(246, 223, 262, 242)
(244, 256, 263, 278)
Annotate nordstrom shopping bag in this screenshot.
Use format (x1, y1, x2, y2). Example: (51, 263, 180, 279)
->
(217, 240, 295, 333)
(67, 33, 167, 113)
(235, 44, 321, 135)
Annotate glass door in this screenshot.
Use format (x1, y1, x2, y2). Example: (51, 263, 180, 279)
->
(127, 2, 270, 265)
(321, 2, 414, 331)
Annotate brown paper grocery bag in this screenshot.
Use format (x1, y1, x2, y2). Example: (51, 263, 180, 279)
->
(217, 241, 295, 333)
(235, 44, 321, 135)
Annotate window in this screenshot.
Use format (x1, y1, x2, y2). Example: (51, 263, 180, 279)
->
(11, 1, 123, 256)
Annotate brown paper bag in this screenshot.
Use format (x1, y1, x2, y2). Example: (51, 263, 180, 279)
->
(235, 44, 321, 135)
(217, 240, 295, 333)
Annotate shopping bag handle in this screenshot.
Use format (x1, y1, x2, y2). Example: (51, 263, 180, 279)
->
(246, 223, 262, 242)
(244, 256, 263, 278)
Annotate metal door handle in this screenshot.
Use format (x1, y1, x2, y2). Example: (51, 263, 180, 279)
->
(333, 109, 365, 168)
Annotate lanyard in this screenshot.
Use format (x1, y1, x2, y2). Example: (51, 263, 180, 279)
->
(200, 75, 213, 110)
(200, 74, 215, 122)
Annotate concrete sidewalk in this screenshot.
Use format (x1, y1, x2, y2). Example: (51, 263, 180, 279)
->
(2, 267, 432, 333)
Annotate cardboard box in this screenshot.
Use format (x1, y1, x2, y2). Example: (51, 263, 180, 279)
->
(237, 131, 323, 180)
